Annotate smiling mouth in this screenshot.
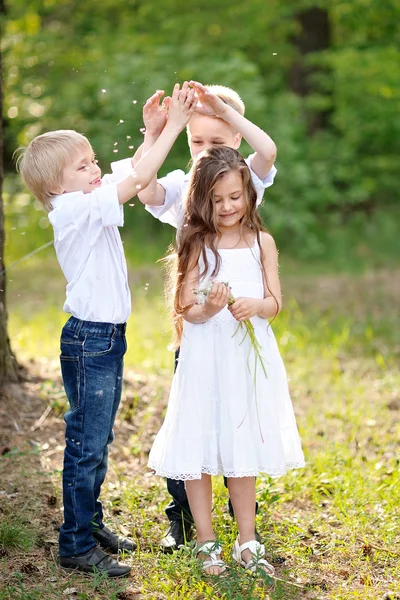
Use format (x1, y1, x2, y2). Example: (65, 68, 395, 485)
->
(220, 212, 236, 218)
(90, 177, 101, 185)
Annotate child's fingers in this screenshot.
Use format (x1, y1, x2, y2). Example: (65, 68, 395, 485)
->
(185, 88, 197, 108)
(189, 80, 204, 90)
(171, 83, 181, 99)
(162, 96, 172, 110)
(145, 90, 165, 105)
(210, 282, 229, 305)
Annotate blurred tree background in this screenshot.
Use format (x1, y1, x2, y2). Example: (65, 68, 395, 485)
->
(2, 0, 400, 269)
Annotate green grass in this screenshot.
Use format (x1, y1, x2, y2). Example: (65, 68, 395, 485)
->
(0, 516, 37, 553)
(2, 230, 400, 598)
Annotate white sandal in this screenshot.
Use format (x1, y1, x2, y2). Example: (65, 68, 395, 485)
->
(232, 536, 275, 575)
(194, 541, 227, 575)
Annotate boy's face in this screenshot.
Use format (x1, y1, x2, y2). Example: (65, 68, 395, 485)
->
(187, 113, 241, 158)
(59, 144, 102, 195)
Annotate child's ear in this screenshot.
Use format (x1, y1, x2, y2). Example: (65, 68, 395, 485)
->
(233, 133, 242, 149)
(51, 184, 64, 195)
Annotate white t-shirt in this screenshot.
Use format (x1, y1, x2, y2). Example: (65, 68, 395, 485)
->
(145, 153, 277, 229)
(48, 159, 132, 324)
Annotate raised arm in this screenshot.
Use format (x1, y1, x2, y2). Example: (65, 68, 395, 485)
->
(117, 84, 195, 205)
(189, 81, 277, 180)
(136, 89, 168, 206)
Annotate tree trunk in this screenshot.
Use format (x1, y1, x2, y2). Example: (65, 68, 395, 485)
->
(290, 7, 332, 134)
(0, 43, 20, 387)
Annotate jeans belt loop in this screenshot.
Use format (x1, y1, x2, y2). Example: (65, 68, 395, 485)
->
(73, 319, 84, 339)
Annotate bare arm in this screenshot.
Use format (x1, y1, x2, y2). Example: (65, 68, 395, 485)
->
(258, 232, 282, 317)
(190, 81, 277, 180)
(116, 84, 195, 205)
(138, 83, 196, 206)
(136, 90, 168, 206)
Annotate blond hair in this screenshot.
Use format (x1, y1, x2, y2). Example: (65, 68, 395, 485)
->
(16, 130, 91, 211)
(205, 85, 245, 116)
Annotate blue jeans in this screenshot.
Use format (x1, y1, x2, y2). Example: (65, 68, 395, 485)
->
(58, 316, 127, 557)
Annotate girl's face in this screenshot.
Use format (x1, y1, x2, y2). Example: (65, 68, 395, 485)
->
(213, 170, 247, 231)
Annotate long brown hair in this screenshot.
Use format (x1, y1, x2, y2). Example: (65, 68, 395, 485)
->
(168, 146, 277, 347)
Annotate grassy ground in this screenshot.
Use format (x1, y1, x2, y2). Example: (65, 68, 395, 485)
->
(1, 255, 400, 599)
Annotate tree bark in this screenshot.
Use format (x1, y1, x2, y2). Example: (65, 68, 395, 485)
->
(0, 42, 20, 387)
(290, 7, 332, 134)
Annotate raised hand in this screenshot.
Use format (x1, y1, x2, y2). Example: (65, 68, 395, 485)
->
(189, 80, 227, 118)
(143, 90, 168, 137)
(228, 297, 262, 322)
(166, 81, 197, 130)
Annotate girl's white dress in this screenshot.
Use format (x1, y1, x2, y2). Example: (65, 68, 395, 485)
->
(148, 241, 305, 480)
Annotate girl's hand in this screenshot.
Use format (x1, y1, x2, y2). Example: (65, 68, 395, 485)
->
(143, 90, 168, 137)
(228, 297, 262, 321)
(204, 282, 231, 318)
(166, 82, 197, 130)
(189, 80, 227, 118)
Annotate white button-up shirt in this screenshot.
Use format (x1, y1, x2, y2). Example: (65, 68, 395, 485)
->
(145, 153, 277, 229)
(49, 159, 132, 324)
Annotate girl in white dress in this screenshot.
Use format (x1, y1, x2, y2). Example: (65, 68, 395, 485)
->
(149, 146, 304, 575)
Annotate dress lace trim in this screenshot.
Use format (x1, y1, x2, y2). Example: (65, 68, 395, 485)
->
(148, 461, 305, 481)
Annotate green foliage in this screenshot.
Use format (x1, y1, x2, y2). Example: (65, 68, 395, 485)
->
(4, 260, 400, 598)
(3, 0, 400, 258)
(0, 515, 37, 551)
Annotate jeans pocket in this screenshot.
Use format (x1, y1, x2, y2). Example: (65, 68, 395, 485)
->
(83, 333, 115, 357)
(60, 356, 80, 412)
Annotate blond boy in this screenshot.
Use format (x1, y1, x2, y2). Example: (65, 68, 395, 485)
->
(18, 84, 195, 576)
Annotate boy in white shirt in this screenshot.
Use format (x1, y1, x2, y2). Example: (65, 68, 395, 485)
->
(18, 83, 196, 577)
(138, 81, 277, 553)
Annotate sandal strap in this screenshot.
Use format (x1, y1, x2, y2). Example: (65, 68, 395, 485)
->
(195, 541, 222, 557)
(195, 541, 226, 572)
(202, 558, 226, 570)
(238, 540, 265, 556)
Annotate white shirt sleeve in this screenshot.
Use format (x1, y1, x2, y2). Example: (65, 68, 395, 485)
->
(49, 183, 123, 246)
(245, 153, 277, 206)
(145, 169, 187, 229)
(103, 157, 133, 184)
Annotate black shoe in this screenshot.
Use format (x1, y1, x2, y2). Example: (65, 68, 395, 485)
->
(160, 520, 194, 554)
(93, 525, 136, 554)
(59, 545, 131, 578)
